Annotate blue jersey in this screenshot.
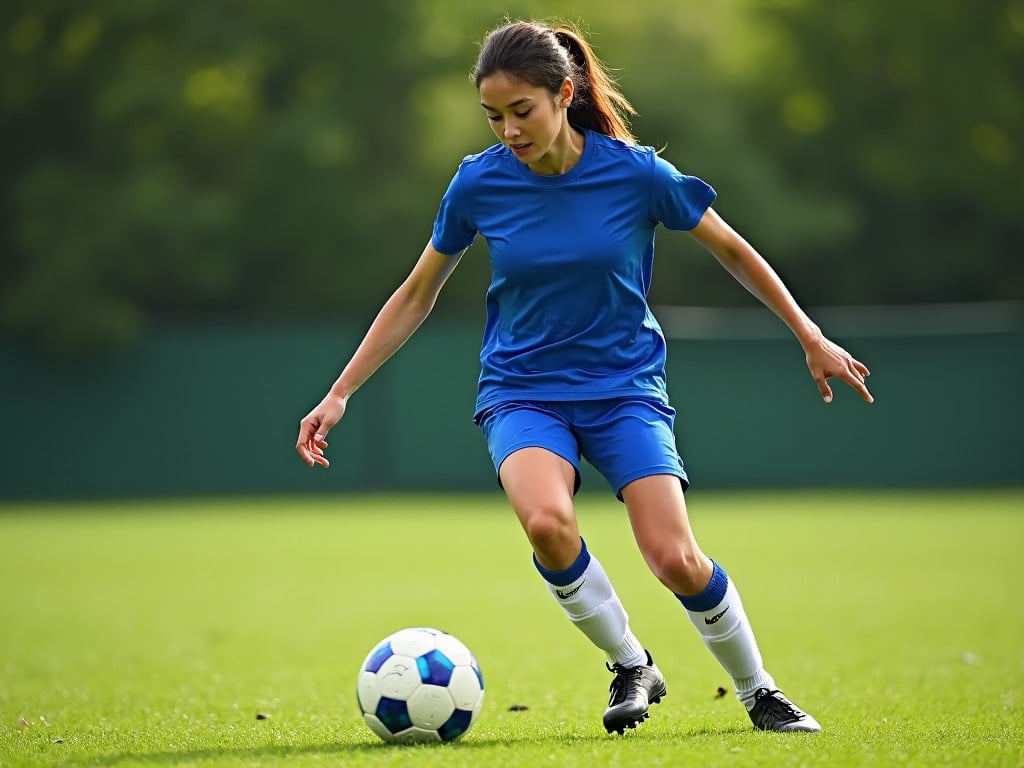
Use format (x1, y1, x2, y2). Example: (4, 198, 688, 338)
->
(431, 129, 716, 417)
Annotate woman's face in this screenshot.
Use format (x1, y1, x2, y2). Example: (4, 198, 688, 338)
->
(478, 71, 574, 173)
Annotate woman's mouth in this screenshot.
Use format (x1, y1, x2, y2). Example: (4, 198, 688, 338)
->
(509, 142, 532, 157)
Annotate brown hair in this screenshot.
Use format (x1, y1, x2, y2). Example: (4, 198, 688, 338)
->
(472, 20, 637, 144)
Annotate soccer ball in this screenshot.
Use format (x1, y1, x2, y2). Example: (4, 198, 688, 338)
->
(356, 627, 485, 743)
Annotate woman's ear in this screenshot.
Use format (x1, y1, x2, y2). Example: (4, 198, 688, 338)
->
(560, 77, 574, 108)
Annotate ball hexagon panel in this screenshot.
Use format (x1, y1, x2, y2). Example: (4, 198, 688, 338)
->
(388, 628, 438, 658)
(393, 726, 442, 744)
(435, 633, 473, 667)
(362, 641, 393, 674)
(438, 708, 475, 742)
(375, 655, 421, 699)
(356, 670, 382, 714)
(375, 696, 413, 734)
(416, 648, 456, 687)
(406, 684, 455, 728)
(362, 713, 394, 742)
(447, 665, 485, 710)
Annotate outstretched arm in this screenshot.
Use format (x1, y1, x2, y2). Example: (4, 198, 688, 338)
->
(688, 208, 873, 404)
(295, 241, 465, 467)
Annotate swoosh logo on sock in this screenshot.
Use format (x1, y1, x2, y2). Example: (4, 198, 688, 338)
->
(704, 605, 730, 625)
(555, 580, 585, 600)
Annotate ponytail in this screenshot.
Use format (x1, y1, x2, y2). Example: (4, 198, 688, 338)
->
(473, 20, 638, 144)
(552, 26, 637, 144)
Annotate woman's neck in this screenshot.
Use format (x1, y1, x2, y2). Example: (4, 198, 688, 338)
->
(529, 126, 586, 176)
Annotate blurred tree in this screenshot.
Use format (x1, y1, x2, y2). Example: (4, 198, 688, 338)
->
(2, 0, 1020, 358)
(740, 0, 1024, 305)
(1, 0, 446, 355)
(579, 1, 863, 309)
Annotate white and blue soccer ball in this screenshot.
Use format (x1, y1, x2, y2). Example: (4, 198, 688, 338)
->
(356, 627, 485, 743)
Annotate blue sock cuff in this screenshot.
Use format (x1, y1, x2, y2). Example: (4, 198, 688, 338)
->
(675, 559, 729, 612)
(533, 538, 591, 587)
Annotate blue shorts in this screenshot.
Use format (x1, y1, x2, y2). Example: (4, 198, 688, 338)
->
(476, 399, 688, 499)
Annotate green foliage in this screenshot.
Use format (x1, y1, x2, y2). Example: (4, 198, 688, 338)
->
(2, 1, 1021, 355)
(742, 0, 1024, 304)
(2, 1, 454, 354)
(1, 491, 1022, 767)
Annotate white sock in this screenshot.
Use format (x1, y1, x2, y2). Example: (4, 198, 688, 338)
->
(535, 539, 647, 668)
(677, 561, 775, 710)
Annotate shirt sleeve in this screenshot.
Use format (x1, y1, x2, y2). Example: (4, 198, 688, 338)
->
(431, 161, 477, 255)
(650, 153, 717, 231)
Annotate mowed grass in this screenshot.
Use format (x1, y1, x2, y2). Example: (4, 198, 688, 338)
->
(1, 490, 1022, 768)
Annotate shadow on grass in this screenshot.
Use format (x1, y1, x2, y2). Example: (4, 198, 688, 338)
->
(74, 741, 385, 766)
(77, 739, 555, 767)
(78, 725, 754, 766)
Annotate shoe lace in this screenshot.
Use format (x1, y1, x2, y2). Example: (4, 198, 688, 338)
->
(606, 662, 644, 705)
(754, 689, 803, 724)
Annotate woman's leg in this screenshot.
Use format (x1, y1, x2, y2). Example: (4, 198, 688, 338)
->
(500, 447, 661, 733)
(500, 446, 644, 662)
(621, 474, 821, 732)
(499, 445, 581, 570)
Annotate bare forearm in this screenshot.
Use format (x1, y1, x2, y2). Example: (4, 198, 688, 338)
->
(688, 208, 873, 403)
(330, 286, 434, 400)
(295, 242, 462, 467)
(326, 242, 462, 401)
(692, 210, 821, 348)
(718, 239, 822, 348)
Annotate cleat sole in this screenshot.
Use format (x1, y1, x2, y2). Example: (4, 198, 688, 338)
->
(604, 689, 665, 735)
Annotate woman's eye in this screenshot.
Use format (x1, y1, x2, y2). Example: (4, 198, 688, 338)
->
(486, 109, 531, 122)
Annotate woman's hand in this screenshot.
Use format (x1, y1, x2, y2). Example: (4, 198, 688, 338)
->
(296, 394, 347, 467)
(804, 335, 873, 404)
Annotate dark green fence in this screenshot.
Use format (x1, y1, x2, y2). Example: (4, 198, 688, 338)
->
(1, 305, 1021, 499)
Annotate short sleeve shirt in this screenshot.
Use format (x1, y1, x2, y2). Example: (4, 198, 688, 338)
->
(431, 129, 716, 417)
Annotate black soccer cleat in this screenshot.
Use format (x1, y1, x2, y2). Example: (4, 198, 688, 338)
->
(602, 651, 667, 735)
(747, 688, 822, 732)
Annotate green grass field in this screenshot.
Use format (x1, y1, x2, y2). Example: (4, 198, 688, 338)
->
(1, 490, 1022, 767)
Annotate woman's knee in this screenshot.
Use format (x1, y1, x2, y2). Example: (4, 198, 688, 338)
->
(520, 503, 580, 567)
(645, 545, 712, 595)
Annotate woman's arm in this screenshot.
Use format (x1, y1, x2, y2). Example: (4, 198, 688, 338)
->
(295, 241, 465, 466)
(688, 208, 873, 404)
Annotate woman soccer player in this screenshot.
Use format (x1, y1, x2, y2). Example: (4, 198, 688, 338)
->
(296, 19, 873, 735)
